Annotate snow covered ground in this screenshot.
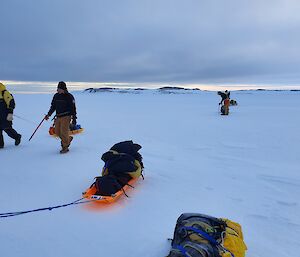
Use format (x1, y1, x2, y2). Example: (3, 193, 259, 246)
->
(0, 89, 299, 257)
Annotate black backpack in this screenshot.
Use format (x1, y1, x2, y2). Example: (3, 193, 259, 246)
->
(167, 213, 228, 257)
(102, 151, 136, 175)
(110, 140, 144, 169)
(95, 141, 144, 196)
(94, 175, 124, 196)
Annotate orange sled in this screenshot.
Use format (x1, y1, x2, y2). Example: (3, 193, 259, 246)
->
(82, 178, 139, 204)
(49, 126, 84, 137)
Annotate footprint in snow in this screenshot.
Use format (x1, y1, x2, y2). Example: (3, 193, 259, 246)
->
(258, 175, 300, 188)
(276, 200, 297, 207)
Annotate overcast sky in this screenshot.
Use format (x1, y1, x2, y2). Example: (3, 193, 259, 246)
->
(1, 0, 300, 86)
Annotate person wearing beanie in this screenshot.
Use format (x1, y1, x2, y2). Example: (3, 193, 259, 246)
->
(0, 82, 22, 148)
(45, 81, 77, 154)
(218, 89, 230, 105)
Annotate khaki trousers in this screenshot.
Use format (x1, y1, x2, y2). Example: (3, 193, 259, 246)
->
(224, 105, 229, 115)
(55, 116, 71, 148)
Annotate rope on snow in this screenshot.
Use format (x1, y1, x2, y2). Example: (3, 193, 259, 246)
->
(0, 198, 94, 219)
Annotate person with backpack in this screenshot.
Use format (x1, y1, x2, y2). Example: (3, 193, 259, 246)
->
(45, 81, 77, 154)
(221, 97, 230, 115)
(0, 83, 22, 148)
(218, 90, 230, 106)
(218, 90, 230, 115)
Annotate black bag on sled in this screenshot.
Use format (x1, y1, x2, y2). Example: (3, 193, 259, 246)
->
(94, 175, 124, 196)
(95, 140, 143, 196)
(101, 151, 137, 175)
(110, 140, 144, 169)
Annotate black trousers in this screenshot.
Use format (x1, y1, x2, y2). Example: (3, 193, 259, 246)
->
(0, 128, 20, 147)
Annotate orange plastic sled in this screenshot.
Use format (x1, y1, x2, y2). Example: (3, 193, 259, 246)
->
(82, 178, 138, 204)
(49, 126, 84, 137)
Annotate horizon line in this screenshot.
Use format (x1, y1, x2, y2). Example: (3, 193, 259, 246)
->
(2, 79, 300, 93)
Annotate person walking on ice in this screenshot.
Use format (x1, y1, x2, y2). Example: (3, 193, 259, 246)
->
(217, 90, 230, 106)
(45, 81, 77, 154)
(0, 83, 22, 148)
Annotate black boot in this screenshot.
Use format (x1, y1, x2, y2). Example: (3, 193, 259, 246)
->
(15, 134, 21, 146)
(60, 147, 69, 154)
(4, 128, 20, 146)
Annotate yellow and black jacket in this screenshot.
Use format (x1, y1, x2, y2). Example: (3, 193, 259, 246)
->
(0, 83, 15, 129)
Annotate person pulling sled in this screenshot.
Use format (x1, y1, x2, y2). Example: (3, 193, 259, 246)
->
(45, 81, 77, 154)
(0, 83, 22, 148)
(218, 90, 230, 115)
(217, 90, 230, 106)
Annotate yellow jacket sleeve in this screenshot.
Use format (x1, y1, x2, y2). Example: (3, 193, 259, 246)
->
(3, 90, 15, 113)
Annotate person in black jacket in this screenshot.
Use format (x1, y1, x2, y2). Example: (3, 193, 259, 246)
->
(45, 81, 77, 154)
(218, 90, 230, 105)
(0, 83, 21, 148)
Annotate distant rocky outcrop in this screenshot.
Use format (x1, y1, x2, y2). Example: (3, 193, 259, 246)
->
(84, 86, 201, 94)
(158, 86, 185, 90)
(84, 87, 116, 93)
(158, 86, 200, 94)
(84, 87, 146, 94)
(82, 87, 300, 94)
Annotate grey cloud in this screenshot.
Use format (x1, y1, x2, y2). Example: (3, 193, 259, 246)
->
(1, 0, 300, 85)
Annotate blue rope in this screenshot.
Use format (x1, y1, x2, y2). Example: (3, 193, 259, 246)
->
(183, 226, 219, 245)
(173, 244, 189, 257)
(0, 198, 92, 219)
(182, 226, 235, 257)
